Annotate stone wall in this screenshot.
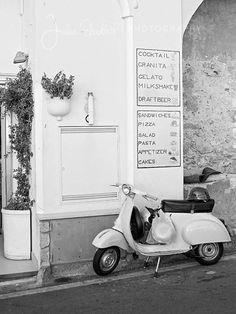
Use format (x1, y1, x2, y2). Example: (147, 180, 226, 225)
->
(183, 0, 236, 175)
(184, 175, 236, 234)
(40, 221, 51, 268)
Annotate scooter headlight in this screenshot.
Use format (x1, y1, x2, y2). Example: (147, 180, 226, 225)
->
(122, 184, 131, 195)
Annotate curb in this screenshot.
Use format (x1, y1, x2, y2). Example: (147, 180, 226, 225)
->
(0, 251, 235, 300)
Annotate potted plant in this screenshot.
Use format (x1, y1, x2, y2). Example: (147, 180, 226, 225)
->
(0, 68, 34, 260)
(41, 71, 75, 121)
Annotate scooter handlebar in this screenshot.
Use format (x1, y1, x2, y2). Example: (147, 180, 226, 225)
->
(133, 188, 158, 201)
(144, 193, 159, 202)
(111, 183, 159, 202)
(110, 183, 122, 187)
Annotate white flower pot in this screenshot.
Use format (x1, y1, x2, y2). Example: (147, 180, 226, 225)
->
(1, 209, 31, 260)
(47, 97, 71, 121)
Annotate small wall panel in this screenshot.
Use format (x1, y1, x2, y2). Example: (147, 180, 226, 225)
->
(60, 126, 119, 202)
(50, 215, 117, 263)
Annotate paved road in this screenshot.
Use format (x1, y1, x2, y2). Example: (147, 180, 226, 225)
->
(0, 257, 236, 314)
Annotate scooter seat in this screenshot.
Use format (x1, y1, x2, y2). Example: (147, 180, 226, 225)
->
(161, 199, 214, 213)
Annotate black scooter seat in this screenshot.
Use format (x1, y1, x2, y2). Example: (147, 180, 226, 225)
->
(162, 199, 214, 213)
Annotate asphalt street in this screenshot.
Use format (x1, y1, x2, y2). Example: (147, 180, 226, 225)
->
(0, 255, 236, 314)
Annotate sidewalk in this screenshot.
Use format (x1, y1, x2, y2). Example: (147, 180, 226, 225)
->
(0, 236, 235, 297)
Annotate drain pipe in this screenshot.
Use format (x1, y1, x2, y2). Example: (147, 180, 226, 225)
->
(117, 0, 138, 185)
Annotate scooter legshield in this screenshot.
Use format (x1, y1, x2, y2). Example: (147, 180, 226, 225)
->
(92, 228, 131, 251)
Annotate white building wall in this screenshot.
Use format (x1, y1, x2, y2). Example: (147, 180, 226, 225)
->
(133, 0, 183, 200)
(31, 0, 187, 220)
(33, 0, 126, 219)
(1, 0, 201, 268)
(182, 0, 204, 32)
(0, 0, 22, 74)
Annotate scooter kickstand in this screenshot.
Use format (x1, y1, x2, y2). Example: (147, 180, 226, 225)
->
(144, 256, 150, 268)
(153, 256, 161, 278)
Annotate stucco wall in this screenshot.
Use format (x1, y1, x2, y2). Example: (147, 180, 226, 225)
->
(0, 0, 22, 74)
(134, 0, 183, 200)
(184, 176, 236, 232)
(31, 0, 128, 223)
(183, 0, 236, 175)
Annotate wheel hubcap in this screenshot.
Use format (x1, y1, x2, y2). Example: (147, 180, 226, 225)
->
(100, 249, 117, 271)
(200, 243, 219, 260)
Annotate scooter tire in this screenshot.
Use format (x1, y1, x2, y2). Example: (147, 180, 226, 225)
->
(195, 242, 224, 266)
(93, 246, 120, 276)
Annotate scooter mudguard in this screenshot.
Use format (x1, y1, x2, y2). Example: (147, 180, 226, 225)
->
(92, 228, 131, 251)
(182, 219, 231, 245)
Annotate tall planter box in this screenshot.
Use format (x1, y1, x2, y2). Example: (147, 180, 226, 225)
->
(1, 209, 31, 260)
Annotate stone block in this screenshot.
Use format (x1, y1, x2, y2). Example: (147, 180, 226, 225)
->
(40, 247, 50, 267)
(232, 128, 236, 139)
(230, 160, 236, 173)
(40, 221, 50, 233)
(40, 232, 50, 249)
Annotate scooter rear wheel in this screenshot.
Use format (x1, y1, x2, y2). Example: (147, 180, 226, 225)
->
(195, 242, 223, 266)
(93, 246, 120, 276)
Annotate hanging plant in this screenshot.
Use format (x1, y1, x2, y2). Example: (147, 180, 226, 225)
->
(41, 71, 75, 120)
(41, 71, 75, 99)
(0, 67, 34, 210)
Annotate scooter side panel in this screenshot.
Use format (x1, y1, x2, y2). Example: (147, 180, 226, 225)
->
(92, 228, 131, 251)
(182, 219, 231, 245)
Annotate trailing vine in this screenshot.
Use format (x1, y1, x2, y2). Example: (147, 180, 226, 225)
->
(0, 68, 34, 210)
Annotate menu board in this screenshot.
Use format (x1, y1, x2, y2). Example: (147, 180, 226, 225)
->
(137, 111, 181, 168)
(136, 49, 180, 106)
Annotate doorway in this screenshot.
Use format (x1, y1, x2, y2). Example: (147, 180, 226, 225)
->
(0, 73, 37, 278)
(0, 73, 15, 233)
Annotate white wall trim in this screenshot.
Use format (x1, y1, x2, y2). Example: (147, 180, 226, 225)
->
(0, 73, 16, 85)
(182, 0, 204, 33)
(37, 208, 120, 221)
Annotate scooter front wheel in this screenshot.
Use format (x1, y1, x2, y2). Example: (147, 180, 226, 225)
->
(93, 246, 120, 276)
(195, 242, 223, 266)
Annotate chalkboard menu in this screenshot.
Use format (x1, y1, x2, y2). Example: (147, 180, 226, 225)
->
(136, 49, 180, 107)
(137, 111, 181, 168)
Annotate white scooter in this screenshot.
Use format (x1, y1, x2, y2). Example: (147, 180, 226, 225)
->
(92, 184, 231, 277)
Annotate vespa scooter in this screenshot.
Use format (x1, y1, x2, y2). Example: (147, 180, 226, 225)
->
(92, 184, 231, 277)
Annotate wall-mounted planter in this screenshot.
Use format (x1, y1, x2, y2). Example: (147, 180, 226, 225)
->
(47, 97, 71, 121)
(1, 208, 31, 260)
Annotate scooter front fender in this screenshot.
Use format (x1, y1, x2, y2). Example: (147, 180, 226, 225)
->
(182, 219, 231, 245)
(92, 228, 131, 252)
